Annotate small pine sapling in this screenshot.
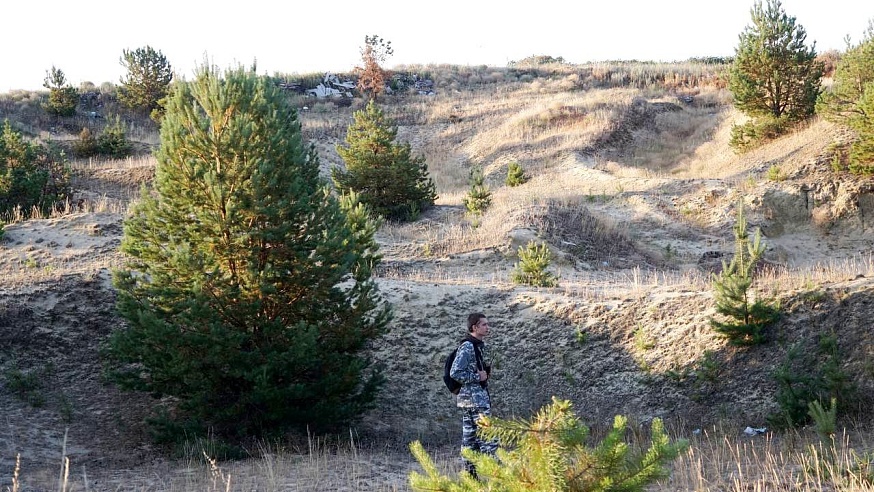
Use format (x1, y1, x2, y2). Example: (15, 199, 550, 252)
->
(505, 161, 528, 186)
(463, 166, 491, 215)
(409, 397, 687, 491)
(710, 201, 780, 345)
(511, 241, 558, 287)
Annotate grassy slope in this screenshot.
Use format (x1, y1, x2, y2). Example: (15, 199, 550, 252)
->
(2, 63, 874, 490)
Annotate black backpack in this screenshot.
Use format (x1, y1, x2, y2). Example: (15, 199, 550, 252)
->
(442, 338, 486, 395)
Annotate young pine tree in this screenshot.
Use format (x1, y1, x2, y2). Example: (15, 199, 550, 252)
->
(505, 160, 528, 187)
(410, 397, 687, 491)
(710, 202, 780, 345)
(104, 65, 391, 441)
(463, 166, 491, 215)
(511, 241, 558, 287)
(43, 66, 79, 117)
(118, 45, 173, 120)
(333, 100, 436, 221)
(728, 0, 822, 150)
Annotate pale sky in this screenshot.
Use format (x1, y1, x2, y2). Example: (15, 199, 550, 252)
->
(2, 0, 871, 92)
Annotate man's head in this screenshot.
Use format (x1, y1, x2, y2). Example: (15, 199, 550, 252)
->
(467, 312, 490, 340)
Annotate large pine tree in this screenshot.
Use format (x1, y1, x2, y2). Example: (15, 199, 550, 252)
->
(333, 100, 436, 221)
(104, 65, 391, 440)
(729, 0, 822, 121)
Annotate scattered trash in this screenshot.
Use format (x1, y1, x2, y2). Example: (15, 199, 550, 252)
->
(692, 428, 702, 435)
(743, 426, 767, 436)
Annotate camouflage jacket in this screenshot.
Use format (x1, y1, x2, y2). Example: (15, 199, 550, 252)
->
(450, 338, 491, 409)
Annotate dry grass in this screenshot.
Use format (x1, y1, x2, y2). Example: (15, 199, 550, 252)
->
(11, 424, 874, 491)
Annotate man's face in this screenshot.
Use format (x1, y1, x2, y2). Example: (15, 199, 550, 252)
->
(471, 318, 490, 339)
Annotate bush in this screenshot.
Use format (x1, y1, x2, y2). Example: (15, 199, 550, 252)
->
(769, 333, 856, 429)
(96, 116, 132, 158)
(729, 115, 792, 151)
(463, 167, 491, 214)
(410, 397, 687, 491)
(511, 241, 558, 287)
(72, 127, 98, 158)
(505, 161, 528, 186)
(0, 121, 71, 219)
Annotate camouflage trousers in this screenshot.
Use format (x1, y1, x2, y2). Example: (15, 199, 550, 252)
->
(460, 407, 498, 477)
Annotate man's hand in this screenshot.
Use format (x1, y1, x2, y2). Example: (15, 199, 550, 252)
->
(478, 370, 488, 381)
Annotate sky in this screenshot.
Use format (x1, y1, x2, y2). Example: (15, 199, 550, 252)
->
(2, 0, 872, 92)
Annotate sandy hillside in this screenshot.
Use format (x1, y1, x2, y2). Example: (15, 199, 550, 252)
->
(2, 71, 874, 489)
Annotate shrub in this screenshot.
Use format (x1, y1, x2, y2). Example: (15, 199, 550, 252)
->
(769, 333, 856, 429)
(729, 115, 792, 151)
(72, 127, 98, 158)
(96, 116, 132, 158)
(103, 65, 391, 442)
(0, 121, 71, 219)
(505, 161, 528, 186)
(409, 397, 687, 491)
(511, 241, 558, 287)
(463, 166, 491, 214)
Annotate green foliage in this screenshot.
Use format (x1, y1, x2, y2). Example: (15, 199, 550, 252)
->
(0, 121, 71, 218)
(72, 127, 98, 158)
(118, 45, 173, 118)
(42, 66, 78, 117)
(729, 0, 822, 121)
(73, 118, 133, 159)
(511, 241, 559, 287)
(766, 164, 786, 181)
(769, 333, 856, 429)
(96, 116, 132, 158)
(103, 64, 391, 442)
(3, 367, 44, 407)
(409, 397, 687, 491)
(710, 202, 780, 345)
(729, 115, 793, 151)
(463, 166, 491, 214)
(847, 84, 874, 174)
(505, 161, 528, 187)
(817, 30, 874, 174)
(808, 398, 838, 439)
(333, 100, 436, 221)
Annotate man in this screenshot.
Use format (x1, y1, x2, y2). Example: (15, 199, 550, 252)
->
(449, 312, 497, 479)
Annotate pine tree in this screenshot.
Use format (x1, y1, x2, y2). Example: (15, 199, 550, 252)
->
(42, 66, 78, 117)
(410, 397, 687, 491)
(710, 202, 780, 345)
(511, 241, 559, 287)
(118, 46, 173, 119)
(506, 161, 528, 187)
(817, 25, 874, 174)
(728, 0, 822, 149)
(463, 166, 491, 214)
(730, 0, 822, 121)
(0, 121, 70, 218)
(333, 100, 436, 221)
(103, 65, 391, 441)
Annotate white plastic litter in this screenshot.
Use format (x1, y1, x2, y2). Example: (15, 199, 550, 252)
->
(743, 426, 767, 436)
